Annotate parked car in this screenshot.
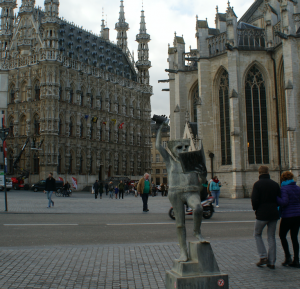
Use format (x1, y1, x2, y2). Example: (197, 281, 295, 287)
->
(31, 180, 63, 192)
(0, 178, 12, 191)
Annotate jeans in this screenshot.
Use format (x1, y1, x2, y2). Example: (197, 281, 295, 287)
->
(211, 190, 220, 206)
(142, 193, 149, 211)
(94, 190, 98, 199)
(46, 191, 54, 207)
(279, 216, 300, 261)
(109, 191, 113, 199)
(119, 190, 124, 199)
(254, 220, 278, 265)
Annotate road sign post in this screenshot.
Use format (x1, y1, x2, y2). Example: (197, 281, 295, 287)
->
(0, 128, 10, 211)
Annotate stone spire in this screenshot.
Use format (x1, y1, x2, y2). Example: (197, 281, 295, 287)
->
(136, 6, 151, 85)
(115, 0, 129, 52)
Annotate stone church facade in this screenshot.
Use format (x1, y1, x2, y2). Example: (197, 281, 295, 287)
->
(0, 0, 152, 189)
(165, 0, 300, 198)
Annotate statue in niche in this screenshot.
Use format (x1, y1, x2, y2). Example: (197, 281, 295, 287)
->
(155, 116, 209, 262)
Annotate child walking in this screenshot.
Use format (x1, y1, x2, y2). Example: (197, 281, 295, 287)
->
(115, 186, 119, 199)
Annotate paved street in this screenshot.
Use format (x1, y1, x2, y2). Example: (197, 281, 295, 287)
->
(0, 191, 299, 288)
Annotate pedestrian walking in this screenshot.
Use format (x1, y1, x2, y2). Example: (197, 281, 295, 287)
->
(115, 186, 119, 199)
(251, 166, 281, 269)
(125, 183, 129, 195)
(151, 181, 156, 197)
(44, 172, 56, 208)
(99, 181, 104, 199)
(161, 183, 165, 197)
(209, 176, 222, 207)
(137, 173, 150, 212)
(93, 180, 99, 199)
(277, 171, 300, 268)
(105, 182, 109, 195)
(118, 180, 125, 199)
(108, 181, 114, 199)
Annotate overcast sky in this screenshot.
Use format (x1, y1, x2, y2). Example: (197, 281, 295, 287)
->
(17, 0, 254, 116)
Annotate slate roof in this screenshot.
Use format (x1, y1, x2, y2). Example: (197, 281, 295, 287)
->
(208, 28, 220, 36)
(217, 13, 226, 22)
(58, 20, 137, 81)
(239, 0, 263, 23)
(175, 36, 185, 44)
(197, 20, 209, 29)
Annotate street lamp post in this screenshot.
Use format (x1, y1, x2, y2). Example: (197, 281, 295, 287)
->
(0, 128, 10, 211)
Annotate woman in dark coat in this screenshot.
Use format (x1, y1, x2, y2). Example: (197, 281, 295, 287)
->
(277, 171, 300, 268)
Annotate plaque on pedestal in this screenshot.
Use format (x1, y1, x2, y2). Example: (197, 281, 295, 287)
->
(166, 242, 229, 289)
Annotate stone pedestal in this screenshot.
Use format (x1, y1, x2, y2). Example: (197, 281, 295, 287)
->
(166, 242, 229, 289)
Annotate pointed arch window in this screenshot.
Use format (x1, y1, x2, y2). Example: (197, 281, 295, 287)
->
(245, 65, 269, 164)
(70, 88, 74, 104)
(191, 84, 199, 123)
(9, 119, 14, 137)
(34, 81, 40, 100)
(90, 94, 94, 108)
(59, 86, 62, 101)
(219, 70, 231, 165)
(69, 119, 74, 137)
(80, 91, 84, 106)
(9, 86, 15, 104)
(80, 120, 84, 138)
(33, 153, 39, 174)
(33, 115, 40, 135)
(57, 153, 62, 174)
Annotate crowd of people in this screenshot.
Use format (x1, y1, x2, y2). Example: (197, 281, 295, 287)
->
(43, 165, 300, 269)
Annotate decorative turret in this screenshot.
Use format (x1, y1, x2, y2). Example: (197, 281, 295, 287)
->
(101, 13, 109, 40)
(19, 0, 35, 14)
(0, 0, 17, 47)
(42, 0, 60, 49)
(136, 7, 151, 85)
(44, 0, 59, 18)
(115, 0, 129, 52)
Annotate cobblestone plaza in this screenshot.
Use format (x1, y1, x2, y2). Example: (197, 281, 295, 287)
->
(0, 191, 300, 289)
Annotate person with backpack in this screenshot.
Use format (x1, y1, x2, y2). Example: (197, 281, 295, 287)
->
(209, 176, 222, 207)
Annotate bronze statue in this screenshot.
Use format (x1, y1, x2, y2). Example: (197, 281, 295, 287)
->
(156, 121, 209, 262)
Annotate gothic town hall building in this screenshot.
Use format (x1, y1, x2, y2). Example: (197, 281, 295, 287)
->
(0, 0, 152, 189)
(165, 0, 300, 198)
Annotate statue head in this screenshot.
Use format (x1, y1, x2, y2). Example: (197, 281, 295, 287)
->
(167, 139, 191, 160)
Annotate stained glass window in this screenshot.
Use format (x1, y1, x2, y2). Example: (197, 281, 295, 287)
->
(219, 70, 231, 165)
(245, 65, 269, 164)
